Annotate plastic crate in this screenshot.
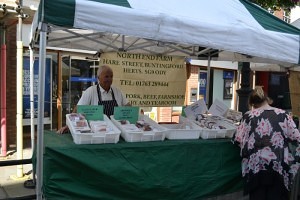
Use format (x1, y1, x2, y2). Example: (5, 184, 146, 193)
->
(66, 114, 121, 144)
(110, 115, 166, 142)
(223, 121, 237, 138)
(159, 116, 202, 140)
(193, 119, 236, 139)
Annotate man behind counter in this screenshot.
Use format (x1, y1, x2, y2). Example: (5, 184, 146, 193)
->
(57, 65, 130, 134)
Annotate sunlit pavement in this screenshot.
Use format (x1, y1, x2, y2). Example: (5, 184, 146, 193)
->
(0, 148, 36, 200)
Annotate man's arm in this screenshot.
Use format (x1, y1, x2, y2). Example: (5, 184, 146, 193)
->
(56, 105, 77, 134)
(57, 86, 93, 134)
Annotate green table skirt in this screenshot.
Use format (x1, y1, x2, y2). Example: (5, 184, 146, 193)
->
(41, 131, 242, 200)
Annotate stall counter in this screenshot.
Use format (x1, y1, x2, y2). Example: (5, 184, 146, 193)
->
(39, 130, 243, 199)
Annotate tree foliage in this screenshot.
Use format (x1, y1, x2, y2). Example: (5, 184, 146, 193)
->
(250, 0, 299, 9)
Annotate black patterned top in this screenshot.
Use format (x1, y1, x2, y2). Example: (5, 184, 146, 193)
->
(233, 107, 300, 190)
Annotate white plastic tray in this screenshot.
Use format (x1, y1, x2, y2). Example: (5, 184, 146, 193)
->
(66, 114, 121, 144)
(110, 115, 166, 142)
(193, 118, 236, 139)
(159, 116, 202, 140)
(223, 121, 237, 138)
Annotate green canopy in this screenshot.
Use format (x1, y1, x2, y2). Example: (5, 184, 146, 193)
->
(32, 1, 300, 199)
(32, 0, 300, 65)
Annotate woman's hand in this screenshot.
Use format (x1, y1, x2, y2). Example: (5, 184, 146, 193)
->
(56, 125, 69, 134)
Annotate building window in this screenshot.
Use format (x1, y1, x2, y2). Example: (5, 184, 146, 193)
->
(223, 79, 233, 99)
(190, 88, 197, 102)
(268, 8, 274, 15)
(223, 71, 234, 99)
(283, 11, 290, 23)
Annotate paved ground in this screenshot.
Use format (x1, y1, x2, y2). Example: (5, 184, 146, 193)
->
(0, 148, 36, 200)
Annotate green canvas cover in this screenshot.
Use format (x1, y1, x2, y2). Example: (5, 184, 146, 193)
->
(33, 0, 300, 65)
(38, 131, 243, 199)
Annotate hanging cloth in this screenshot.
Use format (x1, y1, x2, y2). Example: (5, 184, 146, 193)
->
(97, 84, 118, 117)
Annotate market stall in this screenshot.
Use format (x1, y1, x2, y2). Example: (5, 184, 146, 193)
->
(30, 1, 300, 199)
(40, 130, 242, 199)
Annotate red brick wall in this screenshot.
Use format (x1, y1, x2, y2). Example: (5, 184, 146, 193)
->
(157, 65, 199, 122)
(186, 65, 199, 105)
(158, 107, 172, 122)
(5, 24, 17, 146)
(274, 9, 284, 20)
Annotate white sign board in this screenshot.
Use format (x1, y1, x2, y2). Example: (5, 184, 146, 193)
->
(184, 99, 208, 120)
(208, 99, 229, 117)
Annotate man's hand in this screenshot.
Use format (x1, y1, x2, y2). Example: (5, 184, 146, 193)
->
(56, 125, 69, 134)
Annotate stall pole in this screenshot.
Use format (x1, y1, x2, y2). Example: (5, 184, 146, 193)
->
(0, 25, 7, 157)
(205, 56, 211, 106)
(36, 23, 47, 200)
(57, 51, 62, 129)
(16, 13, 24, 178)
(29, 46, 36, 185)
(29, 47, 35, 154)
